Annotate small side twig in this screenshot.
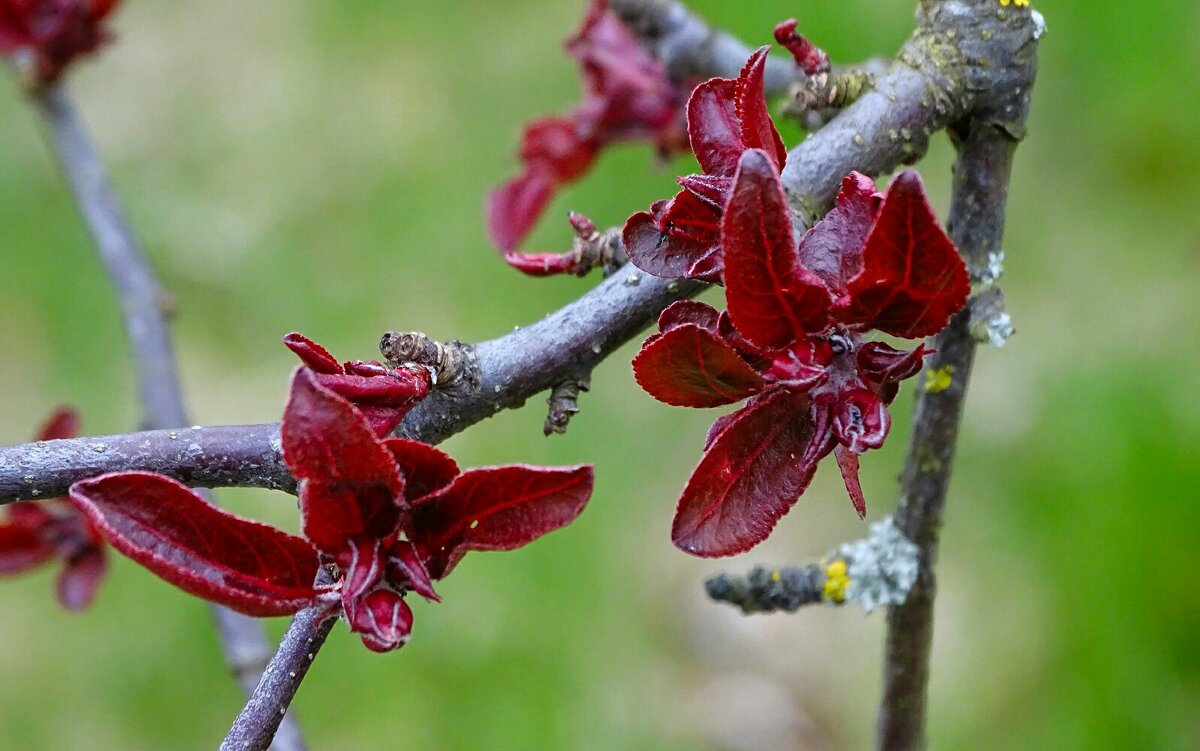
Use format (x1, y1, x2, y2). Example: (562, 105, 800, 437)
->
(706, 517, 920, 615)
(29, 82, 308, 750)
(543, 374, 591, 436)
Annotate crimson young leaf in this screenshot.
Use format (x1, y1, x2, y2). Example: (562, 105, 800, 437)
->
(411, 465, 594, 579)
(69, 472, 325, 617)
(841, 170, 971, 338)
(672, 390, 830, 557)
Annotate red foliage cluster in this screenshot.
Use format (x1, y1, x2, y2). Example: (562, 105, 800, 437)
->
(487, 0, 689, 259)
(622, 46, 783, 283)
(68, 352, 593, 652)
(284, 332, 430, 438)
(0, 0, 119, 83)
(0, 408, 107, 610)
(628, 50, 969, 557)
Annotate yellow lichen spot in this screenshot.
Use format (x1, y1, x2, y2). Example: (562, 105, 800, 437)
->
(770, 569, 782, 582)
(822, 560, 850, 604)
(999, 0, 1030, 6)
(924, 365, 956, 394)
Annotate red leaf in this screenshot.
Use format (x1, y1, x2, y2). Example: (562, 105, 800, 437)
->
(283, 333, 342, 374)
(36, 407, 80, 442)
(284, 334, 430, 437)
(687, 76, 741, 175)
(734, 48, 787, 171)
(56, 547, 107, 612)
(672, 389, 833, 556)
(772, 19, 830, 76)
(383, 439, 461, 501)
(623, 191, 724, 282)
(842, 170, 970, 338)
(856, 341, 929, 386)
(486, 169, 558, 253)
(677, 173, 731, 209)
(795, 172, 879, 293)
(657, 299, 721, 333)
(282, 368, 406, 554)
(387, 540, 440, 602)
(834, 446, 867, 519)
(722, 149, 832, 350)
(411, 465, 593, 579)
(69, 473, 323, 617)
(633, 324, 764, 408)
(503, 250, 582, 277)
(0, 523, 55, 574)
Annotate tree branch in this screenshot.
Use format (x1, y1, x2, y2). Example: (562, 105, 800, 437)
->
(706, 517, 921, 615)
(219, 601, 336, 751)
(608, 0, 798, 94)
(874, 4, 1040, 749)
(29, 83, 308, 751)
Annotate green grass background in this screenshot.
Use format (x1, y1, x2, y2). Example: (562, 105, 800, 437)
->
(1, 1, 1197, 749)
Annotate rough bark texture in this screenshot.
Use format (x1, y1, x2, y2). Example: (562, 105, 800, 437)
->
(874, 4, 1038, 748)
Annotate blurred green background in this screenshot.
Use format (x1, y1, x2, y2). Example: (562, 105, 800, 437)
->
(1, 1, 1198, 749)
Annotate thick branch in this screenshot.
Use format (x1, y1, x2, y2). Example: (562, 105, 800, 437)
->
(31, 83, 307, 751)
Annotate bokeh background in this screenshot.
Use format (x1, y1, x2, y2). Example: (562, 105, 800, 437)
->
(1, 1, 1197, 749)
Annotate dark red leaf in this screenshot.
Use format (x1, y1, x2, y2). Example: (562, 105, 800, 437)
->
(56, 547, 107, 611)
(503, 250, 582, 277)
(772, 19, 830, 76)
(623, 191, 723, 282)
(734, 48, 787, 170)
(6, 499, 54, 529)
(672, 389, 832, 557)
(282, 368, 406, 554)
(723, 149, 832, 350)
(677, 173, 731, 209)
(486, 169, 558, 254)
(657, 299, 720, 333)
(69, 473, 323, 617)
(383, 439, 461, 502)
(0, 523, 55, 574)
(857, 341, 929, 386)
(842, 170, 970, 338)
(567, 0, 684, 151)
(36, 407, 80, 442)
(387, 540, 440, 602)
(284, 334, 430, 437)
(795, 172, 879, 293)
(632, 324, 764, 408)
(834, 446, 867, 519)
(283, 333, 342, 374)
(686, 76, 741, 175)
(412, 465, 593, 579)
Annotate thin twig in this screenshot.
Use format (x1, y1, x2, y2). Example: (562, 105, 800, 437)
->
(30, 83, 308, 751)
(219, 603, 337, 751)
